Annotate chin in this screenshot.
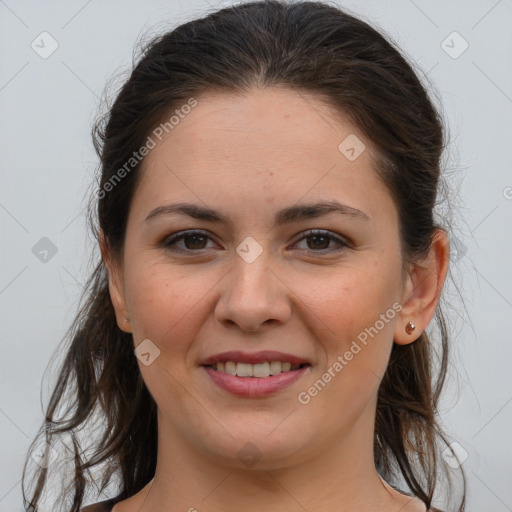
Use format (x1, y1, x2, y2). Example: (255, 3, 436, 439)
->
(197, 426, 315, 470)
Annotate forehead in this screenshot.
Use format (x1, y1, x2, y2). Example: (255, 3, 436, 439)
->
(130, 87, 397, 226)
(153, 87, 365, 162)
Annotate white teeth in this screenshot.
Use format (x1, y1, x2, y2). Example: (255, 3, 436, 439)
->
(236, 363, 253, 377)
(253, 362, 270, 378)
(213, 361, 301, 377)
(225, 361, 236, 376)
(269, 361, 281, 375)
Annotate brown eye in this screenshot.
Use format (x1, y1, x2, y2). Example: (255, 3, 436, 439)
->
(162, 229, 349, 255)
(163, 230, 217, 253)
(293, 229, 349, 253)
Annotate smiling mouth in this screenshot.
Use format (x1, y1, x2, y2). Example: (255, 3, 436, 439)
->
(204, 361, 310, 378)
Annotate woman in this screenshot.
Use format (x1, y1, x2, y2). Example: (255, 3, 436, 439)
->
(22, 1, 466, 511)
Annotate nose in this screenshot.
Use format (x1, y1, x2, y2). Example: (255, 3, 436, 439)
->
(214, 248, 292, 332)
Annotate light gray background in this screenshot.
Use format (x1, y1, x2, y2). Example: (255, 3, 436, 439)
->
(1, 0, 511, 510)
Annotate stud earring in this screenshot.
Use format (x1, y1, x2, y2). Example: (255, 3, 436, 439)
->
(405, 321, 416, 335)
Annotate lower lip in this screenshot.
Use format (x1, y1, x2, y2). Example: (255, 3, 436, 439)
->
(202, 365, 310, 397)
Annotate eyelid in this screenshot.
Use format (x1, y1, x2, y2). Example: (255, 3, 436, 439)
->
(161, 228, 350, 253)
(290, 229, 351, 251)
(162, 229, 220, 252)
(294, 228, 351, 245)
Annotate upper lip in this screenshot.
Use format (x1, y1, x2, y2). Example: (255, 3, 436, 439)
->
(200, 350, 310, 366)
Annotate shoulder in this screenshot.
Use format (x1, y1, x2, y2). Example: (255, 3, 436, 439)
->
(80, 498, 118, 512)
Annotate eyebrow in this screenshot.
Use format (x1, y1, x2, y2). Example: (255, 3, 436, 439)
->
(145, 200, 370, 226)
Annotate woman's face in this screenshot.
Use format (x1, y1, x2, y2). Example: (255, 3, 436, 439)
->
(107, 87, 415, 469)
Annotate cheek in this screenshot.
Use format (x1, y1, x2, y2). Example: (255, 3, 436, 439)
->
(299, 277, 397, 429)
(124, 265, 214, 402)
(293, 261, 400, 407)
(295, 262, 399, 340)
(124, 261, 210, 348)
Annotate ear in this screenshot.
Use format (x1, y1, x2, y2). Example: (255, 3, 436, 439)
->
(394, 228, 450, 345)
(100, 229, 132, 333)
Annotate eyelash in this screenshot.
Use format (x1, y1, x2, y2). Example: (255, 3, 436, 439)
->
(161, 229, 350, 255)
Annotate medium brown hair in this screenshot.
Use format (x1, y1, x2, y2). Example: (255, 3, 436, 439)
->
(22, 1, 466, 510)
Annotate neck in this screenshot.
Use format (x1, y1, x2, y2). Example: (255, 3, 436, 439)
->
(133, 408, 418, 512)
